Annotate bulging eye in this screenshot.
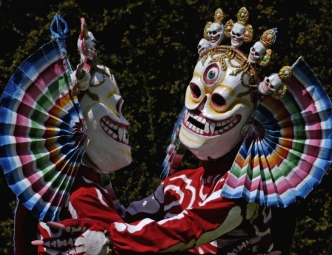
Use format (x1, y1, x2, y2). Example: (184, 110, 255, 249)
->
(203, 63, 222, 87)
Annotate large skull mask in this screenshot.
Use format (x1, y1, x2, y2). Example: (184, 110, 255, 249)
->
(179, 47, 254, 160)
(79, 68, 132, 174)
(207, 23, 224, 47)
(230, 23, 245, 48)
(248, 41, 266, 64)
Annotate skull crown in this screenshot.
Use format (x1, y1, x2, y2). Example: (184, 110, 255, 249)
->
(258, 66, 292, 99)
(198, 7, 288, 101)
(205, 8, 225, 47)
(224, 7, 254, 48)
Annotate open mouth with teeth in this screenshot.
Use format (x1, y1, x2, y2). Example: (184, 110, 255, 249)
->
(100, 116, 129, 145)
(210, 35, 220, 44)
(182, 110, 241, 137)
(249, 54, 259, 62)
(260, 80, 272, 94)
(231, 37, 242, 46)
(198, 47, 205, 55)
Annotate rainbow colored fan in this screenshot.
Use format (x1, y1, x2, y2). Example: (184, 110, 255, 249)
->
(161, 106, 187, 179)
(221, 57, 332, 207)
(0, 15, 87, 221)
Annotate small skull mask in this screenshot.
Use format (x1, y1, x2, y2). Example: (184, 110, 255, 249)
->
(230, 23, 245, 48)
(197, 38, 212, 58)
(207, 23, 224, 47)
(248, 41, 266, 64)
(78, 31, 97, 61)
(258, 73, 282, 95)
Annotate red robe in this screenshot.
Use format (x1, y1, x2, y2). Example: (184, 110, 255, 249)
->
(37, 148, 273, 254)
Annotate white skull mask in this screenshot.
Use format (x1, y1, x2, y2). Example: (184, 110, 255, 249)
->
(207, 23, 224, 46)
(79, 67, 132, 174)
(179, 49, 254, 160)
(248, 41, 266, 64)
(258, 73, 282, 95)
(230, 23, 245, 48)
(197, 38, 212, 58)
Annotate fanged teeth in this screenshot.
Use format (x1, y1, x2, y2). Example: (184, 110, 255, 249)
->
(101, 117, 129, 145)
(183, 110, 239, 136)
(204, 122, 209, 133)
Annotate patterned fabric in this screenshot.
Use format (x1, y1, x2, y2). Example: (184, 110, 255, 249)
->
(221, 57, 332, 207)
(111, 166, 272, 254)
(37, 156, 272, 255)
(37, 167, 123, 254)
(0, 39, 87, 221)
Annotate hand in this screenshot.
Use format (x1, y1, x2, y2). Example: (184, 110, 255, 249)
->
(223, 237, 281, 255)
(32, 219, 112, 255)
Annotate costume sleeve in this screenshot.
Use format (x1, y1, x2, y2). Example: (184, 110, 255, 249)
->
(37, 183, 123, 255)
(123, 183, 164, 222)
(69, 184, 123, 224)
(110, 195, 258, 254)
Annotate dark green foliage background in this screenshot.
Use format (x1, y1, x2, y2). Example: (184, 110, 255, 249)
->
(0, 0, 331, 254)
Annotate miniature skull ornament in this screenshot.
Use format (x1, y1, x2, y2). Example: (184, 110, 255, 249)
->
(179, 47, 255, 160)
(197, 38, 212, 58)
(248, 41, 266, 64)
(230, 23, 245, 48)
(78, 31, 97, 61)
(78, 67, 132, 174)
(258, 73, 282, 95)
(207, 22, 224, 47)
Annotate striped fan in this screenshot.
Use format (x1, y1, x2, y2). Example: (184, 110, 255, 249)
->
(161, 106, 187, 179)
(221, 57, 332, 207)
(0, 26, 87, 220)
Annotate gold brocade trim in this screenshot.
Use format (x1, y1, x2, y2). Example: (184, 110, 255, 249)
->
(260, 29, 277, 48)
(201, 45, 258, 101)
(203, 21, 212, 40)
(278, 66, 292, 79)
(214, 8, 224, 24)
(236, 90, 251, 98)
(209, 56, 227, 71)
(237, 7, 249, 26)
(272, 84, 287, 100)
(258, 49, 272, 67)
(243, 25, 254, 43)
(224, 19, 234, 38)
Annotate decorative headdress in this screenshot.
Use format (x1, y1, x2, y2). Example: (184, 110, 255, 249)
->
(203, 8, 225, 46)
(259, 28, 277, 66)
(214, 8, 224, 24)
(203, 8, 224, 40)
(77, 17, 97, 62)
(73, 18, 114, 102)
(258, 65, 292, 100)
(162, 7, 332, 210)
(224, 7, 254, 45)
